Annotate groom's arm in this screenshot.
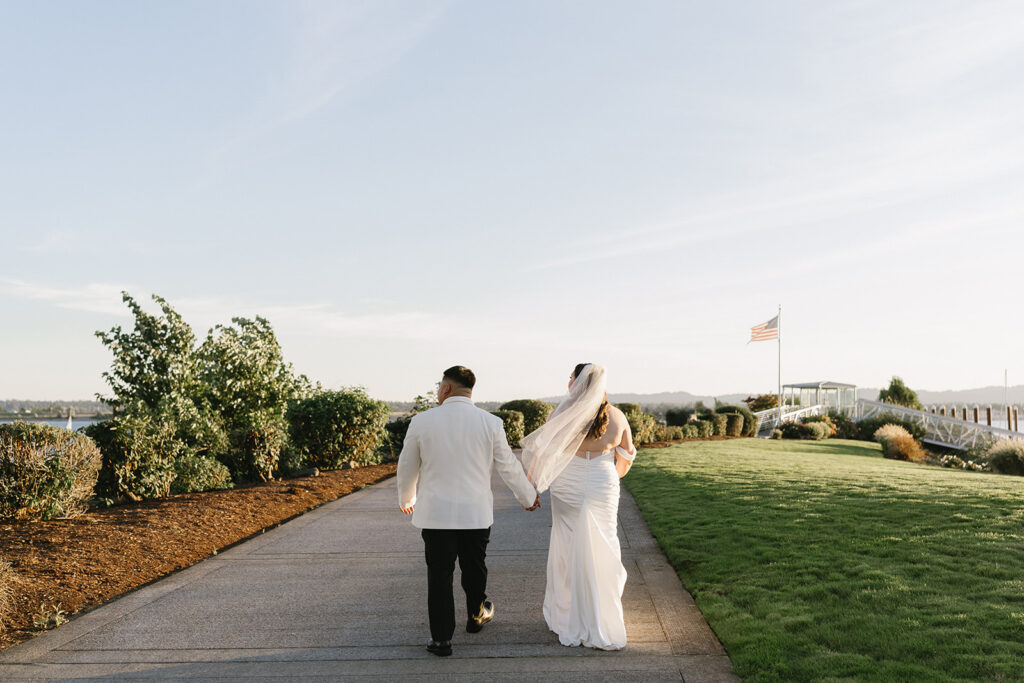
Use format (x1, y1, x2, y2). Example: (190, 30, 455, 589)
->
(490, 421, 540, 509)
(396, 418, 421, 514)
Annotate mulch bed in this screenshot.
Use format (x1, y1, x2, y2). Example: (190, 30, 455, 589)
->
(0, 463, 396, 651)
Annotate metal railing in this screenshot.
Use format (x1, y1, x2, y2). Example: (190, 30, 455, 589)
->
(854, 399, 1024, 450)
(754, 405, 825, 436)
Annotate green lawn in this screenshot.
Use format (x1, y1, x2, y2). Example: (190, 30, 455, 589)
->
(624, 439, 1024, 682)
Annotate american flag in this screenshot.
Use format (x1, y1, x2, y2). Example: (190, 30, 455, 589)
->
(749, 315, 779, 342)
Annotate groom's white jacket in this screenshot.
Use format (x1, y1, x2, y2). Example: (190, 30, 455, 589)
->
(397, 396, 537, 529)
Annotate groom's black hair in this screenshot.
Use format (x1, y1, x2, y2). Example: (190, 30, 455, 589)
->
(443, 365, 476, 390)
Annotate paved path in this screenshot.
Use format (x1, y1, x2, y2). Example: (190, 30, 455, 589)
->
(0, 473, 738, 682)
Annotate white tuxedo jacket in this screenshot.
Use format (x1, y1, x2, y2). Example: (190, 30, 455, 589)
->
(397, 396, 537, 529)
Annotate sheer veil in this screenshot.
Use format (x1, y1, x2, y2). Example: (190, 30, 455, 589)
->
(520, 364, 607, 492)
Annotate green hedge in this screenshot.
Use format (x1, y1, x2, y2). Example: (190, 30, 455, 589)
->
(627, 411, 657, 445)
(854, 414, 926, 441)
(224, 412, 288, 482)
(652, 424, 685, 442)
(491, 410, 525, 448)
(708, 413, 728, 436)
(665, 407, 695, 427)
(499, 400, 554, 436)
(682, 423, 701, 439)
(724, 413, 744, 437)
(715, 405, 758, 437)
(287, 389, 390, 469)
(696, 419, 715, 438)
(0, 422, 102, 521)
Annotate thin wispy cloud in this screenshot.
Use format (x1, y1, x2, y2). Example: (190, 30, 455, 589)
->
(2, 279, 133, 316)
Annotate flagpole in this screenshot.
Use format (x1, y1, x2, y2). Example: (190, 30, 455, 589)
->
(777, 304, 782, 429)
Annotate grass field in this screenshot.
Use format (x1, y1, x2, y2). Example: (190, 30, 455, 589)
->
(624, 439, 1024, 682)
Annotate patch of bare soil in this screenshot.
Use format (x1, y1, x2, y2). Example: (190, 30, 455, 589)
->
(0, 464, 396, 651)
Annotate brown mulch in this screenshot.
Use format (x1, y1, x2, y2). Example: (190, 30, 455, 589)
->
(0, 463, 396, 651)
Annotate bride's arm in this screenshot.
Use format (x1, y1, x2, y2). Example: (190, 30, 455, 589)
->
(614, 419, 636, 478)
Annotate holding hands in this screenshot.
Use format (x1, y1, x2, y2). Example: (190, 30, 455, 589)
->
(523, 494, 541, 511)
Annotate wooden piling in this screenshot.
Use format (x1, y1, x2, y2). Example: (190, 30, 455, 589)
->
(973, 406, 979, 423)
(962, 406, 968, 421)
(986, 405, 992, 426)
(1008, 406, 1014, 431)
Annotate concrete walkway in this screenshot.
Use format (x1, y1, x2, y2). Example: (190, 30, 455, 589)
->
(0, 473, 738, 682)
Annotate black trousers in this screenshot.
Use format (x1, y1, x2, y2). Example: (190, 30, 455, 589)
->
(421, 527, 491, 642)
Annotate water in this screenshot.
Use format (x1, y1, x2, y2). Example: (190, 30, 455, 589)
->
(0, 417, 105, 430)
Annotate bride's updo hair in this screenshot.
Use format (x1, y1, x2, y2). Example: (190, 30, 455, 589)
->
(574, 363, 610, 439)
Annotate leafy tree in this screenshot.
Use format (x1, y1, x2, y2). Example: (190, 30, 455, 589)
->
(744, 394, 778, 412)
(878, 376, 923, 411)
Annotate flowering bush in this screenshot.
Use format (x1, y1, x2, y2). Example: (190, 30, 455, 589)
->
(939, 454, 988, 472)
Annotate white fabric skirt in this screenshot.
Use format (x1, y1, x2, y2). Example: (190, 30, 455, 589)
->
(543, 452, 627, 650)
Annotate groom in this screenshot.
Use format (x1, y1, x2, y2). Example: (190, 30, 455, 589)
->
(398, 365, 541, 657)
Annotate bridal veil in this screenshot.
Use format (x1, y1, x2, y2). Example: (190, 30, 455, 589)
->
(520, 363, 607, 492)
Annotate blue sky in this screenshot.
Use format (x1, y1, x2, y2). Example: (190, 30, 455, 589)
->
(2, 0, 1023, 402)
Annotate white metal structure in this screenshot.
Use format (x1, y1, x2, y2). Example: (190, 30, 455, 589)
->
(851, 399, 1024, 450)
(754, 404, 825, 436)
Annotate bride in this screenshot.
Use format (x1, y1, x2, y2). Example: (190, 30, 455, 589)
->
(520, 363, 636, 650)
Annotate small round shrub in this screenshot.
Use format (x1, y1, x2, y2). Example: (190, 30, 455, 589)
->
(682, 423, 701, 439)
(0, 422, 102, 520)
(491, 410, 526, 448)
(696, 419, 715, 438)
(499, 400, 555, 436)
(287, 388, 391, 470)
(171, 455, 234, 494)
(874, 424, 925, 462)
(802, 414, 836, 436)
(770, 428, 783, 440)
(724, 414, 744, 437)
(985, 439, 1024, 476)
(806, 422, 830, 440)
(651, 424, 684, 442)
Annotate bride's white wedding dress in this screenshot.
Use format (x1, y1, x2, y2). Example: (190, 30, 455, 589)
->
(543, 448, 628, 650)
(520, 364, 633, 651)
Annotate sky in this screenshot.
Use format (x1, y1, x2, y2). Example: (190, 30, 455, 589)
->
(2, 0, 1023, 403)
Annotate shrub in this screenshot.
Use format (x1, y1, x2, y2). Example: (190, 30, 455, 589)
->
(806, 422, 830, 440)
(939, 454, 988, 472)
(86, 411, 183, 503)
(780, 422, 815, 440)
(627, 411, 657, 445)
(616, 403, 642, 416)
(707, 413, 728, 436)
(171, 455, 233, 494)
(696, 419, 715, 438)
(827, 410, 858, 439)
(682, 423, 701, 439)
(223, 412, 288, 482)
(375, 417, 412, 463)
(770, 428, 783, 440)
(715, 405, 758, 437)
(801, 414, 836, 436)
(665, 407, 695, 427)
(0, 422, 102, 521)
(985, 439, 1024, 476)
(651, 425, 684, 442)
(287, 389, 390, 469)
(723, 414, 744, 437)
(490, 410, 525, 448)
(855, 414, 926, 441)
(874, 424, 926, 462)
(499, 400, 554, 436)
